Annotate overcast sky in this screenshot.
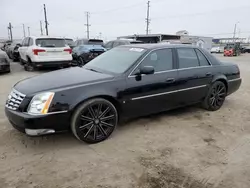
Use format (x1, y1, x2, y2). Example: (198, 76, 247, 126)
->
(1, 0, 250, 40)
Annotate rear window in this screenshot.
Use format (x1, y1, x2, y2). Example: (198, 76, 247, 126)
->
(87, 39, 103, 45)
(36, 38, 66, 48)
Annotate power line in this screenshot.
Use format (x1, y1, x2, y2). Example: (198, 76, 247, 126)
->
(44, 4, 49, 35)
(146, 1, 150, 35)
(85, 12, 91, 39)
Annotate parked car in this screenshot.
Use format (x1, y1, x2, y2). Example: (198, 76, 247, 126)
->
(18, 36, 72, 71)
(0, 49, 10, 73)
(75, 39, 104, 47)
(210, 46, 224, 53)
(72, 44, 106, 65)
(103, 39, 143, 50)
(5, 44, 241, 143)
(6, 40, 22, 61)
(65, 38, 76, 49)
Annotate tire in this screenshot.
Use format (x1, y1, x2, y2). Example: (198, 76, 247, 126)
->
(202, 81, 227, 111)
(71, 98, 118, 143)
(24, 58, 35, 72)
(78, 56, 85, 66)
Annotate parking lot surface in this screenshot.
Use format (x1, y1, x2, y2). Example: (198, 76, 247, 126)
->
(0, 54, 250, 188)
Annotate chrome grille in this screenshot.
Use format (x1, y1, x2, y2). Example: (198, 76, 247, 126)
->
(5, 89, 26, 110)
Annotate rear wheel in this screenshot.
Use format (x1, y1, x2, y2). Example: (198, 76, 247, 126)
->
(24, 58, 35, 71)
(78, 56, 85, 66)
(202, 81, 227, 111)
(71, 98, 118, 143)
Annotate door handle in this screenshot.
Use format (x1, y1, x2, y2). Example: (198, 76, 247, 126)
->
(166, 78, 175, 83)
(206, 72, 212, 76)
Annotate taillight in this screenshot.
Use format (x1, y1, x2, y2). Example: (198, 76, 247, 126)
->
(64, 48, 72, 54)
(33, 49, 46, 55)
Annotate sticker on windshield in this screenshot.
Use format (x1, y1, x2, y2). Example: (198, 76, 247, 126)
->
(129, 48, 144, 52)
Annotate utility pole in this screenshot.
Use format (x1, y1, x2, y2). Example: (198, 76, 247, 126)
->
(145, 1, 150, 35)
(7, 27, 10, 40)
(22, 24, 26, 37)
(28, 27, 30, 36)
(40, 21, 43, 35)
(85, 12, 91, 39)
(8, 23, 13, 41)
(44, 4, 49, 35)
(233, 22, 239, 42)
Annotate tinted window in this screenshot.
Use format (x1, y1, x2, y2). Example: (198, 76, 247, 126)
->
(21, 38, 26, 46)
(104, 42, 113, 48)
(113, 41, 121, 47)
(24, 38, 29, 46)
(177, 48, 199, 69)
(195, 49, 210, 66)
(85, 47, 146, 74)
(28, 38, 33, 46)
(36, 38, 66, 47)
(137, 48, 173, 72)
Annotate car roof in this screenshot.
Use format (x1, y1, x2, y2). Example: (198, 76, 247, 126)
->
(29, 36, 67, 39)
(121, 43, 196, 49)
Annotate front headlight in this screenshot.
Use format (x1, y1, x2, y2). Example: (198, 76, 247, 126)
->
(27, 92, 54, 115)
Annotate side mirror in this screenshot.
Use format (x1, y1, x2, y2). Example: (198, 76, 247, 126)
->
(139, 66, 154, 75)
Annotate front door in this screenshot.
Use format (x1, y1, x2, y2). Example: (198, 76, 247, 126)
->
(122, 48, 179, 118)
(174, 48, 213, 105)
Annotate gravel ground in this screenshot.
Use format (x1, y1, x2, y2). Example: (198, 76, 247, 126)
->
(0, 54, 250, 188)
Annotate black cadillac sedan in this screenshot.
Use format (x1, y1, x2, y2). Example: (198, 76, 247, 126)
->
(5, 44, 241, 143)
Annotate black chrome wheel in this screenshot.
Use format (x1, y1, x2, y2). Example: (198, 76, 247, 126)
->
(71, 98, 118, 143)
(202, 81, 227, 111)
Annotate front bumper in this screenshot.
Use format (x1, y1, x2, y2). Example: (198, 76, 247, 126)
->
(0, 64, 10, 73)
(5, 107, 71, 135)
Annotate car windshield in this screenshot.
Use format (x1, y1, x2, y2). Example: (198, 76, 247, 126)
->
(85, 47, 146, 74)
(36, 38, 66, 47)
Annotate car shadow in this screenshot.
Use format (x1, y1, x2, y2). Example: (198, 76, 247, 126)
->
(9, 105, 205, 150)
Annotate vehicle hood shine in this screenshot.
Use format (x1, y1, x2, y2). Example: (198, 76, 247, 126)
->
(14, 67, 114, 95)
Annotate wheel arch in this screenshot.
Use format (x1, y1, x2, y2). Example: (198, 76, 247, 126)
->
(212, 75, 228, 92)
(70, 95, 122, 118)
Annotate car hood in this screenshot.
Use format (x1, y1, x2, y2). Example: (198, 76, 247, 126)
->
(14, 67, 114, 95)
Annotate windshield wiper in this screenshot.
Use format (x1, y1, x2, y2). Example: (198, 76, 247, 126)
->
(85, 67, 101, 73)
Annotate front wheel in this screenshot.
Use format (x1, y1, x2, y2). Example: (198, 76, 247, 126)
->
(202, 81, 227, 111)
(71, 98, 118, 143)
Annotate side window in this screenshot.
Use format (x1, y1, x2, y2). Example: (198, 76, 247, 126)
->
(24, 38, 29, 46)
(136, 48, 173, 73)
(113, 41, 121, 47)
(28, 38, 33, 46)
(177, 48, 199, 69)
(104, 42, 113, 48)
(195, 49, 210, 66)
(21, 38, 26, 46)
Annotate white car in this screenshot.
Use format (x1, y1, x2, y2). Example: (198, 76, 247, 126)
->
(19, 36, 72, 71)
(210, 46, 224, 53)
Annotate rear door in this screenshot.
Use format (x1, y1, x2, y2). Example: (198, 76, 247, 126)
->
(175, 48, 212, 105)
(123, 48, 179, 117)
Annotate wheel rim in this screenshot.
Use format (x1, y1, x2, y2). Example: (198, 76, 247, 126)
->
(76, 102, 117, 142)
(209, 84, 226, 108)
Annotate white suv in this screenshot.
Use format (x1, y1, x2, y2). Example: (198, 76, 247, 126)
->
(19, 36, 72, 70)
